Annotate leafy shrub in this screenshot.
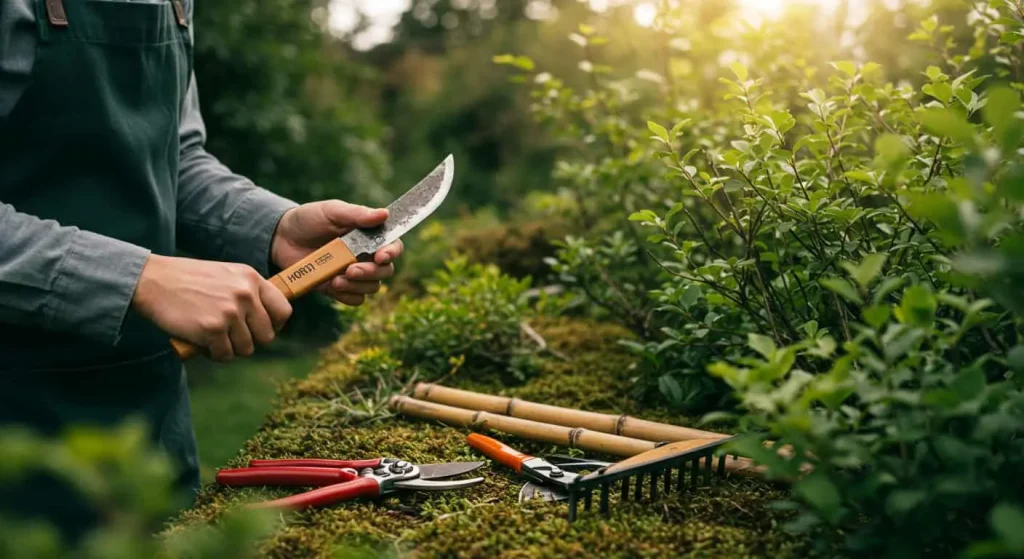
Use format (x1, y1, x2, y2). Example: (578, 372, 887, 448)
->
(498, 0, 1024, 554)
(0, 422, 275, 559)
(383, 257, 537, 381)
(496, 0, 1023, 402)
(709, 285, 1024, 557)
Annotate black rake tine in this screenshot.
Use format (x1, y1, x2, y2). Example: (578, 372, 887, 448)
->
(677, 461, 685, 492)
(650, 469, 658, 501)
(568, 491, 579, 522)
(621, 476, 630, 500)
(584, 488, 593, 511)
(634, 471, 644, 501)
(717, 454, 727, 476)
(690, 457, 699, 489)
(600, 483, 610, 515)
(664, 466, 672, 493)
(704, 453, 713, 484)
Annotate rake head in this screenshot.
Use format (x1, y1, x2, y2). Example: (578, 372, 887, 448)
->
(560, 436, 737, 522)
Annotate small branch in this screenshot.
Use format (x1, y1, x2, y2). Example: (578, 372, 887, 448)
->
(520, 321, 568, 361)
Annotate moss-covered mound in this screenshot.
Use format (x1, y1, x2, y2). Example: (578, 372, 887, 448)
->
(167, 318, 819, 558)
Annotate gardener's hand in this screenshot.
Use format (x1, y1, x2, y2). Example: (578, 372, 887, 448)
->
(270, 200, 403, 307)
(133, 255, 293, 361)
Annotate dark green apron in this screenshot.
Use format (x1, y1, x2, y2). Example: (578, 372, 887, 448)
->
(0, 0, 198, 540)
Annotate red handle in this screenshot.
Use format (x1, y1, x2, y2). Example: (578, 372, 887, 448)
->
(248, 477, 381, 510)
(216, 466, 359, 487)
(247, 458, 382, 470)
(467, 433, 532, 473)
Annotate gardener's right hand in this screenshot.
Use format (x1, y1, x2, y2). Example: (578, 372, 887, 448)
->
(132, 254, 293, 361)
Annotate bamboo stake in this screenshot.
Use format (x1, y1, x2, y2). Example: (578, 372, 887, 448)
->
(390, 395, 656, 457)
(413, 382, 728, 442)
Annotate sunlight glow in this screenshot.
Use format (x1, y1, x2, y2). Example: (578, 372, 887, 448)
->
(633, 2, 658, 28)
(736, 0, 843, 25)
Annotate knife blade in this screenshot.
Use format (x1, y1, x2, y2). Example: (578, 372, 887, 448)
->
(171, 155, 455, 360)
(417, 460, 485, 480)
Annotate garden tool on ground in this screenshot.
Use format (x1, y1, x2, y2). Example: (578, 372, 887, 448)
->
(171, 154, 456, 360)
(391, 394, 763, 478)
(467, 432, 736, 522)
(215, 455, 484, 510)
(518, 455, 612, 503)
(467, 433, 584, 498)
(407, 384, 766, 477)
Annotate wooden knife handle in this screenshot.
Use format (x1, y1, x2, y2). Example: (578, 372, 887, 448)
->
(170, 238, 358, 361)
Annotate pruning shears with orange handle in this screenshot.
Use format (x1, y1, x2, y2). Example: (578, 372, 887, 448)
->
(467, 433, 582, 491)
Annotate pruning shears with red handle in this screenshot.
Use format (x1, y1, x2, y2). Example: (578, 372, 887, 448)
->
(216, 456, 484, 510)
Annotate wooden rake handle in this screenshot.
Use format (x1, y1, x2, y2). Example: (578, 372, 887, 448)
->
(171, 238, 358, 360)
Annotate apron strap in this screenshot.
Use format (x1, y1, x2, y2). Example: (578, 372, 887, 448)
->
(44, 0, 68, 28)
(45, 0, 189, 30)
(171, 0, 188, 29)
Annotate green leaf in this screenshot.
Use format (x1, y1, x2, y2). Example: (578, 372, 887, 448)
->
(991, 503, 1024, 554)
(862, 305, 891, 329)
(921, 16, 938, 33)
(729, 62, 748, 81)
(984, 87, 1024, 152)
(658, 375, 684, 406)
(1008, 345, 1024, 374)
(647, 121, 669, 142)
(899, 285, 937, 328)
(845, 170, 876, 183)
(830, 61, 857, 77)
(923, 82, 953, 104)
(748, 333, 776, 359)
(886, 489, 926, 517)
(999, 164, 1024, 201)
(925, 65, 946, 82)
(985, 86, 1021, 127)
(906, 193, 965, 245)
(821, 277, 864, 305)
(794, 474, 842, 523)
(951, 367, 985, 401)
(918, 108, 976, 146)
(841, 253, 888, 289)
(628, 210, 658, 223)
(874, 134, 911, 173)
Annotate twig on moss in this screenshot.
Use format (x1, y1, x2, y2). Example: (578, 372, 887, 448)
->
(521, 321, 569, 361)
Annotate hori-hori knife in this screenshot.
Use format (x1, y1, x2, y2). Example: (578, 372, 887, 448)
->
(171, 155, 455, 360)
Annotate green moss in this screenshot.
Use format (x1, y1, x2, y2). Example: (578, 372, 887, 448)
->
(451, 219, 572, 281)
(167, 317, 829, 557)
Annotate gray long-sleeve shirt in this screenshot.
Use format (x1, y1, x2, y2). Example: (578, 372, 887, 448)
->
(0, 0, 299, 345)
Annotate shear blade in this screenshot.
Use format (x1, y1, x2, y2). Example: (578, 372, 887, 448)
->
(417, 461, 485, 480)
(518, 482, 568, 503)
(394, 477, 483, 491)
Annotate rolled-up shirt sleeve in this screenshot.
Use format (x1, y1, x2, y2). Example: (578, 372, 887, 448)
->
(176, 73, 297, 277)
(0, 203, 150, 345)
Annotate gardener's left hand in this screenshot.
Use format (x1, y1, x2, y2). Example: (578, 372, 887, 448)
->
(270, 201, 403, 307)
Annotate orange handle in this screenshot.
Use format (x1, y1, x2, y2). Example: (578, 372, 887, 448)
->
(170, 238, 358, 361)
(467, 433, 532, 473)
